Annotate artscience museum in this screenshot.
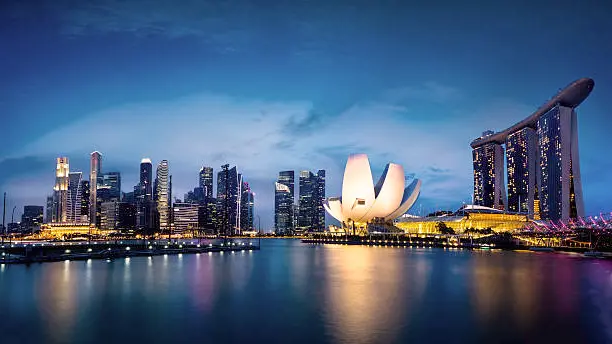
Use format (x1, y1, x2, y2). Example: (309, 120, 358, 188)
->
(324, 154, 421, 234)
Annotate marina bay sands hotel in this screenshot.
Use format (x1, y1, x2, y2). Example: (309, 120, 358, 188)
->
(471, 78, 594, 222)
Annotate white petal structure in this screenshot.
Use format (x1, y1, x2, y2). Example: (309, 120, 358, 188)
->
(324, 154, 421, 225)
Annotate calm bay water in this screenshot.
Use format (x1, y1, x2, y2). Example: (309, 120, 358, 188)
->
(0, 239, 611, 343)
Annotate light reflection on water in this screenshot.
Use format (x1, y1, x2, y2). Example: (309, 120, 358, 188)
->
(0, 240, 610, 344)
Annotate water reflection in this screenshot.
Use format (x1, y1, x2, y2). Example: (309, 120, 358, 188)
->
(323, 245, 428, 343)
(0, 241, 610, 343)
(37, 261, 79, 343)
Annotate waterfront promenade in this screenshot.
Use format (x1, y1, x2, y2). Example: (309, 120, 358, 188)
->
(0, 238, 260, 264)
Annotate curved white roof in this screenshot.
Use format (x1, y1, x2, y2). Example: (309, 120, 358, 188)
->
(324, 154, 421, 224)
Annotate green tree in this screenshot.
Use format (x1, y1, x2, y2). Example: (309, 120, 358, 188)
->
(436, 222, 455, 235)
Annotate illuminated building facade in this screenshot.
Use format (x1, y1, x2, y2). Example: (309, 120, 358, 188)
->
(156, 160, 169, 230)
(67, 172, 83, 222)
(100, 201, 118, 230)
(395, 205, 529, 234)
(297, 170, 326, 232)
(102, 172, 121, 201)
(216, 165, 239, 236)
(275, 182, 293, 234)
(90, 151, 102, 226)
(275, 170, 295, 234)
(199, 166, 214, 198)
(537, 104, 584, 221)
(324, 154, 421, 234)
(173, 203, 199, 233)
(240, 182, 255, 231)
(80, 180, 90, 223)
(22, 205, 43, 230)
(506, 127, 537, 214)
(136, 158, 154, 231)
(472, 132, 506, 210)
(471, 78, 593, 221)
(54, 157, 70, 223)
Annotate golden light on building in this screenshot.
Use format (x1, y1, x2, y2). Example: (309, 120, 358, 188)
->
(395, 205, 530, 235)
(54, 157, 70, 223)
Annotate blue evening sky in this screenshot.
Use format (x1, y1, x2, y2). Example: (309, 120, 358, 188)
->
(1, 0, 611, 228)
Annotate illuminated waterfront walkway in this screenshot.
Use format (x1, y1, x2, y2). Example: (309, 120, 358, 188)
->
(0, 239, 260, 264)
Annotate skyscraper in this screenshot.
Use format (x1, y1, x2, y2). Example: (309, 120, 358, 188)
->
(472, 132, 506, 210)
(53, 157, 69, 223)
(140, 159, 153, 198)
(102, 172, 121, 201)
(471, 78, 592, 221)
(173, 203, 199, 234)
(506, 127, 538, 214)
(537, 104, 583, 221)
(80, 180, 90, 223)
(117, 202, 136, 230)
(45, 195, 54, 223)
(156, 160, 169, 231)
(136, 158, 154, 231)
(297, 171, 315, 233)
(90, 151, 102, 226)
(240, 181, 255, 231)
(67, 172, 83, 222)
(22, 205, 43, 231)
(275, 171, 295, 235)
(216, 165, 238, 236)
(275, 182, 293, 235)
(316, 169, 326, 231)
(297, 170, 326, 232)
(199, 166, 214, 198)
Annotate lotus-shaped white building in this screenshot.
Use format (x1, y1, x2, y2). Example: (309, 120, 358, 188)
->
(324, 154, 421, 229)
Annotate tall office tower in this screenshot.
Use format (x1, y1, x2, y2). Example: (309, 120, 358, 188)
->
(471, 78, 593, 221)
(537, 104, 584, 221)
(275, 171, 294, 234)
(173, 203, 199, 234)
(216, 165, 238, 236)
(275, 182, 293, 235)
(140, 159, 153, 198)
(278, 171, 295, 199)
(100, 201, 118, 230)
(198, 198, 217, 233)
(80, 180, 90, 223)
(199, 166, 214, 198)
(240, 181, 254, 231)
(136, 158, 153, 231)
(117, 202, 136, 230)
(53, 157, 70, 223)
(22, 205, 43, 230)
(45, 195, 54, 223)
(67, 172, 83, 222)
(102, 172, 121, 201)
(297, 170, 326, 232)
(297, 171, 315, 233)
(156, 160, 169, 231)
(472, 132, 506, 210)
(316, 170, 326, 231)
(89, 151, 102, 226)
(506, 127, 538, 215)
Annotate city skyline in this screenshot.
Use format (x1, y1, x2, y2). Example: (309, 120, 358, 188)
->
(2, 1, 612, 229)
